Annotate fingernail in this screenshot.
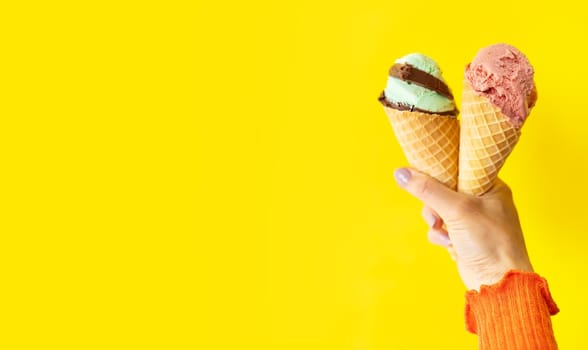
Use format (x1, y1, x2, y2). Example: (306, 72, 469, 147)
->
(424, 213, 437, 228)
(394, 168, 411, 187)
(440, 235, 451, 246)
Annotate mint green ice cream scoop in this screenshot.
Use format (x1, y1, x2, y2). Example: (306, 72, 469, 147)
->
(379, 53, 457, 116)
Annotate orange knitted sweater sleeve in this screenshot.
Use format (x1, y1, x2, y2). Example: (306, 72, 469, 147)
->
(465, 270, 559, 349)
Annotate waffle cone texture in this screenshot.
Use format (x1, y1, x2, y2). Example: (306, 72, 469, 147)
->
(458, 83, 521, 195)
(383, 107, 459, 190)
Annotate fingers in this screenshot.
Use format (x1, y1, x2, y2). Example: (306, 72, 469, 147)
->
(394, 168, 462, 260)
(421, 206, 442, 229)
(422, 205, 451, 247)
(427, 228, 451, 247)
(394, 168, 462, 218)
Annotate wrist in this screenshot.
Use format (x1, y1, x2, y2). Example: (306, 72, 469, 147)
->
(466, 258, 533, 291)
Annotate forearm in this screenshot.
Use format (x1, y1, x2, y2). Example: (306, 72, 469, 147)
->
(465, 270, 559, 350)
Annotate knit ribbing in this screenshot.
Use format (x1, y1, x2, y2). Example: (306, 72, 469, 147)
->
(464, 270, 559, 349)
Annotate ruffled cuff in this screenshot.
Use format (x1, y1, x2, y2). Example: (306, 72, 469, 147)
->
(464, 270, 559, 349)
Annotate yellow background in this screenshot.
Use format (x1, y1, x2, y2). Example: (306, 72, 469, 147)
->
(1, 0, 587, 349)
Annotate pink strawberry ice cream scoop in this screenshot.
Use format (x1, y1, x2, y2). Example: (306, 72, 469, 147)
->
(465, 43, 536, 128)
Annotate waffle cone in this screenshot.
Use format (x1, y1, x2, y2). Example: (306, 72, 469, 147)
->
(458, 82, 521, 195)
(383, 106, 459, 189)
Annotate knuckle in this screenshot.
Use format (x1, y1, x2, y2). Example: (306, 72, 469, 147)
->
(497, 180, 512, 196)
(502, 183, 513, 197)
(416, 177, 435, 199)
(490, 178, 513, 198)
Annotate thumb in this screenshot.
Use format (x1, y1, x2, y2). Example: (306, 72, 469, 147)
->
(394, 167, 462, 218)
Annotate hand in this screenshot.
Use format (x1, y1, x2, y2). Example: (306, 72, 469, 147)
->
(394, 168, 533, 291)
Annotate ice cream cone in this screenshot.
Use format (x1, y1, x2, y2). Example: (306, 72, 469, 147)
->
(384, 106, 459, 189)
(458, 82, 521, 195)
